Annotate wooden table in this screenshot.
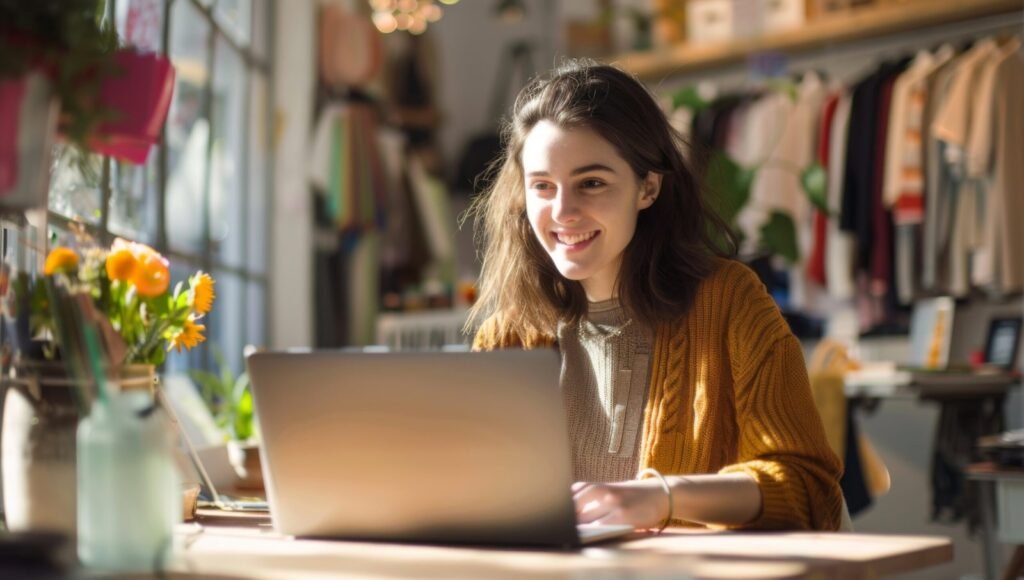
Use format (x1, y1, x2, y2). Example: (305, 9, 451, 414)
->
(844, 370, 1017, 399)
(171, 511, 953, 579)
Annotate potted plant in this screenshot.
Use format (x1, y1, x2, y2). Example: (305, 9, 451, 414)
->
(0, 0, 175, 209)
(191, 350, 263, 493)
(0, 231, 216, 534)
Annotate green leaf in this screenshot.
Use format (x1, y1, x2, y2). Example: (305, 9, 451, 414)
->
(149, 294, 170, 316)
(766, 79, 798, 102)
(671, 86, 709, 112)
(234, 388, 254, 441)
(759, 211, 800, 264)
(801, 162, 829, 213)
(232, 372, 251, 404)
(707, 152, 754, 226)
(190, 369, 227, 407)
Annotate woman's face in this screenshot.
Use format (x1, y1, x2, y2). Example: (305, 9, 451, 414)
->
(521, 121, 660, 302)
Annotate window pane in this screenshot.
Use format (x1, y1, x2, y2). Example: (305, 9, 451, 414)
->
(247, 72, 269, 274)
(115, 0, 164, 53)
(210, 36, 247, 270)
(209, 269, 244, 377)
(109, 152, 159, 243)
(0, 226, 23, 275)
(216, 0, 252, 46)
(246, 281, 266, 348)
(47, 147, 102, 225)
(166, 0, 211, 255)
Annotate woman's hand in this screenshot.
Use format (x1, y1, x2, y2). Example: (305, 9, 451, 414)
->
(572, 480, 670, 529)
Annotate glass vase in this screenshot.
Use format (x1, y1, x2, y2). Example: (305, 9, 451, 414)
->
(77, 389, 181, 572)
(0, 363, 157, 536)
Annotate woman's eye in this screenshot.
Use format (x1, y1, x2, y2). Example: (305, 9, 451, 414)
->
(580, 179, 605, 189)
(530, 182, 553, 192)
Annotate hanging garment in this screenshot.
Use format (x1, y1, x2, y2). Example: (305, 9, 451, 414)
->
(987, 46, 1024, 294)
(889, 46, 956, 222)
(842, 63, 900, 273)
(889, 46, 956, 304)
(965, 38, 1024, 295)
(787, 74, 828, 312)
(737, 73, 826, 309)
(309, 103, 389, 247)
(931, 39, 998, 164)
(826, 93, 856, 301)
(882, 51, 934, 210)
(869, 76, 896, 298)
(921, 52, 965, 294)
(807, 90, 842, 288)
(930, 40, 998, 296)
(844, 62, 905, 332)
(732, 91, 791, 254)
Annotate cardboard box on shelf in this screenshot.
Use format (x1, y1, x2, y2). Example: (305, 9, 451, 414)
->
(763, 0, 805, 32)
(686, 0, 765, 45)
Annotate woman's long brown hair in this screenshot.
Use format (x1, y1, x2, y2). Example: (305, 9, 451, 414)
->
(465, 60, 736, 338)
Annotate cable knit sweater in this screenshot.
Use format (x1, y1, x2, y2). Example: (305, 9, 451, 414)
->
(472, 259, 843, 531)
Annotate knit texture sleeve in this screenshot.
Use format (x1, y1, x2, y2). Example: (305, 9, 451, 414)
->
(717, 268, 844, 531)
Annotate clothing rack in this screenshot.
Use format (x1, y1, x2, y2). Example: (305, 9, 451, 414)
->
(679, 30, 1024, 340)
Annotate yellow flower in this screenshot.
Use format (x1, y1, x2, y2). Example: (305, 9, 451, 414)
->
(131, 251, 170, 298)
(105, 248, 137, 281)
(44, 247, 79, 275)
(168, 317, 206, 353)
(190, 272, 216, 315)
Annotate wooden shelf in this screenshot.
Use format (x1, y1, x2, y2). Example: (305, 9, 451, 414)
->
(612, 0, 1023, 80)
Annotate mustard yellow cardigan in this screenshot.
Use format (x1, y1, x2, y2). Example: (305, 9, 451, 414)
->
(472, 260, 843, 531)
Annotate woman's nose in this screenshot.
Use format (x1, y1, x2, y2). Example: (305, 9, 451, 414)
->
(551, 189, 581, 223)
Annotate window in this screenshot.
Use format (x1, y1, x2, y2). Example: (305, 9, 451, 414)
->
(17, 0, 273, 376)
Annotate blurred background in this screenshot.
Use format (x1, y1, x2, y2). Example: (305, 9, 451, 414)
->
(2, 0, 1023, 578)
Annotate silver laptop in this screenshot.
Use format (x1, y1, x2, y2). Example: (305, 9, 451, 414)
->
(246, 349, 634, 548)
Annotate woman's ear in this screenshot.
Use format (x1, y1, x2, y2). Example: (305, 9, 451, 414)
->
(638, 172, 663, 209)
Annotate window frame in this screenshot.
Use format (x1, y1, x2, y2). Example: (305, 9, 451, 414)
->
(35, 0, 275, 373)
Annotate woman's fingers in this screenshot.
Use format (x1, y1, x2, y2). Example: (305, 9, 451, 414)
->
(572, 481, 664, 529)
(572, 482, 607, 508)
(577, 498, 613, 524)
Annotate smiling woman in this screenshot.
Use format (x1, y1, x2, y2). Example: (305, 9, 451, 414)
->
(522, 122, 661, 302)
(466, 60, 844, 533)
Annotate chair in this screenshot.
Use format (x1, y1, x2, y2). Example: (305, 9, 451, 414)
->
(808, 340, 892, 512)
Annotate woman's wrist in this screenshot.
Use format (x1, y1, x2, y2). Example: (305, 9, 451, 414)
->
(663, 472, 762, 527)
(636, 468, 673, 533)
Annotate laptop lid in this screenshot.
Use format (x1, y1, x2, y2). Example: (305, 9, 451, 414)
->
(246, 349, 583, 547)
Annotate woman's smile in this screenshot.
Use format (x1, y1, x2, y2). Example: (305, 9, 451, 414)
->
(554, 230, 600, 250)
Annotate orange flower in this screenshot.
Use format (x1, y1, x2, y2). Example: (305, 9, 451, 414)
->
(44, 247, 79, 275)
(131, 252, 170, 297)
(190, 272, 215, 315)
(105, 248, 137, 281)
(111, 238, 169, 297)
(168, 317, 206, 353)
